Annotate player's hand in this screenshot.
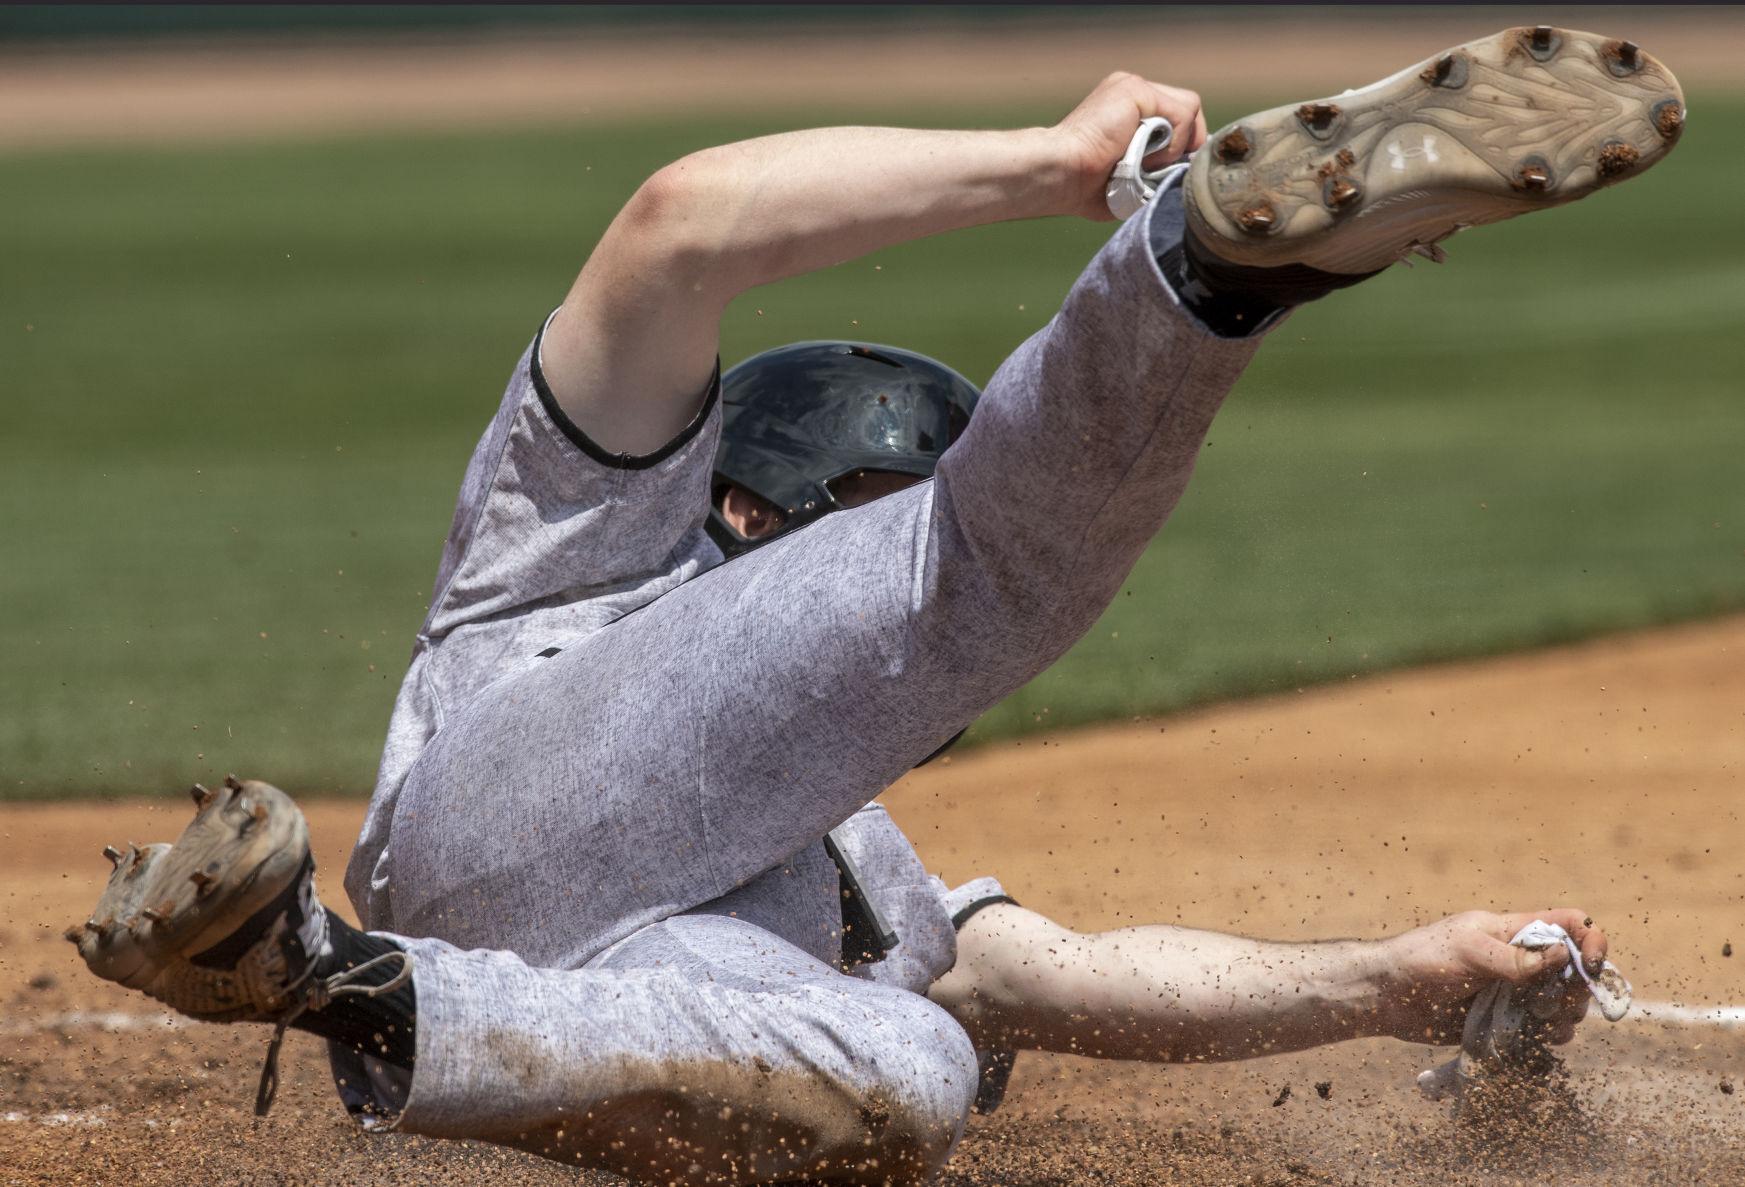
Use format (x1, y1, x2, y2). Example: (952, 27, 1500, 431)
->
(1052, 72, 1208, 222)
(1373, 908, 1607, 1045)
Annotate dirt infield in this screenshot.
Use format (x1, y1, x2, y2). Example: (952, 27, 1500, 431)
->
(4, 10, 1743, 151)
(4, 615, 1742, 1184)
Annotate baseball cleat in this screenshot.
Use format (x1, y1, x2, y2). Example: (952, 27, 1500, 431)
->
(67, 775, 327, 1022)
(1185, 26, 1685, 274)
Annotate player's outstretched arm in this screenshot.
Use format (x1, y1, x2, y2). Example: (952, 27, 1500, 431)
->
(930, 903, 1607, 1062)
(540, 73, 1208, 457)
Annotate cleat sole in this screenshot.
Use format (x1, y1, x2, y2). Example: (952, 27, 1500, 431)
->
(71, 780, 310, 1000)
(1185, 26, 1685, 274)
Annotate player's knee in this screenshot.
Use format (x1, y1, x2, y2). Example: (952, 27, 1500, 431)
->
(832, 990, 979, 1177)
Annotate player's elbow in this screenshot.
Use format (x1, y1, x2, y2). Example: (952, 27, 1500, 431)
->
(617, 155, 757, 287)
(621, 159, 694, 232)
(619, 151, 784, 297)
(618, 161, 712, 259)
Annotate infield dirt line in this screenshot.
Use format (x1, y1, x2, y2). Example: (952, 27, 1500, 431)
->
(3, 11, 1741, 151)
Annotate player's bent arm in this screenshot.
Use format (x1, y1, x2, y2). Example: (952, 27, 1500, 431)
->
(930, 903, 1607, 1062)
(541, 73, 1209, 456)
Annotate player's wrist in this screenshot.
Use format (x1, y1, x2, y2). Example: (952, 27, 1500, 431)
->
(998, 123, 1112, 221)
(1001, 125, 1087, 221)
(1297, 939, 1398, 1042)
(1361, 932, 1452, 1042)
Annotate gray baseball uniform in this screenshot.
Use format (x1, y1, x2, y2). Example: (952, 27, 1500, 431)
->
(330, 172, 1268, 1182)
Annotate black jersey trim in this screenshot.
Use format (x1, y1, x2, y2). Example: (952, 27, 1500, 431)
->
(951, 894, 1019, 931)
(529, 315, 721, 471)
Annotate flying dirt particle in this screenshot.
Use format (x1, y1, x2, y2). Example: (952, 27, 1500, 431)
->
(1723, 1079, 1736, 1096)
(1315, 1080, 1332, 1100)
(1724, 941, 1733, 958)
(1271, 1085, 1292, 1107)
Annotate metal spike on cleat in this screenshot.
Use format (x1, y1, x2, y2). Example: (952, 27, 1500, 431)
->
(191, 782, 215, 809)
(1423, 52, 1468, 89)
(1215, 127, 1251, 163)
(1526, 26, 1560, 61)
(1237, 203, 1277, 235)
(1324, 177, 1361, 210)
(103, 845, 124, 867)
(189, 869, 216, 897)
(1653, 99, 1684, 143)
(1597, 141, 1640, 179)
(224, 774, 245, 792)
(1608, 39, 1642, 75)
(1296, 102, 1341, 139)
(1514, 159, 1552, 193)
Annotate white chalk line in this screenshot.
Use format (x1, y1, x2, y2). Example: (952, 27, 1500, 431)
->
(1625, 1000, 1745, 1027)
(0, 1009, 191, 1038)
(1, 1002, 1738, 1130)
(0, 1105, 161, 1129)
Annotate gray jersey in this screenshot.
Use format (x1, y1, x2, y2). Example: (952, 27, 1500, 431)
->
(344, 317, 994, 986)
(328, 178, 1269, 1172)
(342, 169, 1259, 993)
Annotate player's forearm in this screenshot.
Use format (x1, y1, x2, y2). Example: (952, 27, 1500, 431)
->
(636, 124, 1077, 305)
(943, 916, 1394, 1063)
(1072, 926, 1392, 1061)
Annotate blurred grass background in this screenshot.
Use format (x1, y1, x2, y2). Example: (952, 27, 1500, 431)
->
(4, 79, 1743, 797)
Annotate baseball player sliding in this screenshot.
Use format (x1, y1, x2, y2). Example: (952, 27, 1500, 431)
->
(70, 27, 1681, 1185)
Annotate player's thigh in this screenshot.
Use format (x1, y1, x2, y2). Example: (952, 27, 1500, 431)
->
(387, 486, 946, 960)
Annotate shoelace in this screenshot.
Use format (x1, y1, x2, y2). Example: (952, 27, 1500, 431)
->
(254, 949, 415, 1116)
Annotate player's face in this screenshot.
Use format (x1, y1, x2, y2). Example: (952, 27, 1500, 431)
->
(827, 468, 922, 509)
(718, 469, 925, 544)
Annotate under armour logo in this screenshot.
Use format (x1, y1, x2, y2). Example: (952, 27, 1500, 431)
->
(1386, 135, 1441, 171)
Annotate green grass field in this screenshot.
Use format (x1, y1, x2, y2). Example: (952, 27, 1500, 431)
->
(5, 98, 1743, 798)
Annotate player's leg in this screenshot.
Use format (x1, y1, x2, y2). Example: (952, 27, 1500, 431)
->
(69, 788, 974, 1186)
(358, 913, 978, 1185)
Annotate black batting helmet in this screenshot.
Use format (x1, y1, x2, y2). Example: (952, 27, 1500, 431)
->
(706, 341, 982, 557)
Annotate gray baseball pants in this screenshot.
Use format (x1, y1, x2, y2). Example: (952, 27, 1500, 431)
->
(333, 177, 1266, 1184)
